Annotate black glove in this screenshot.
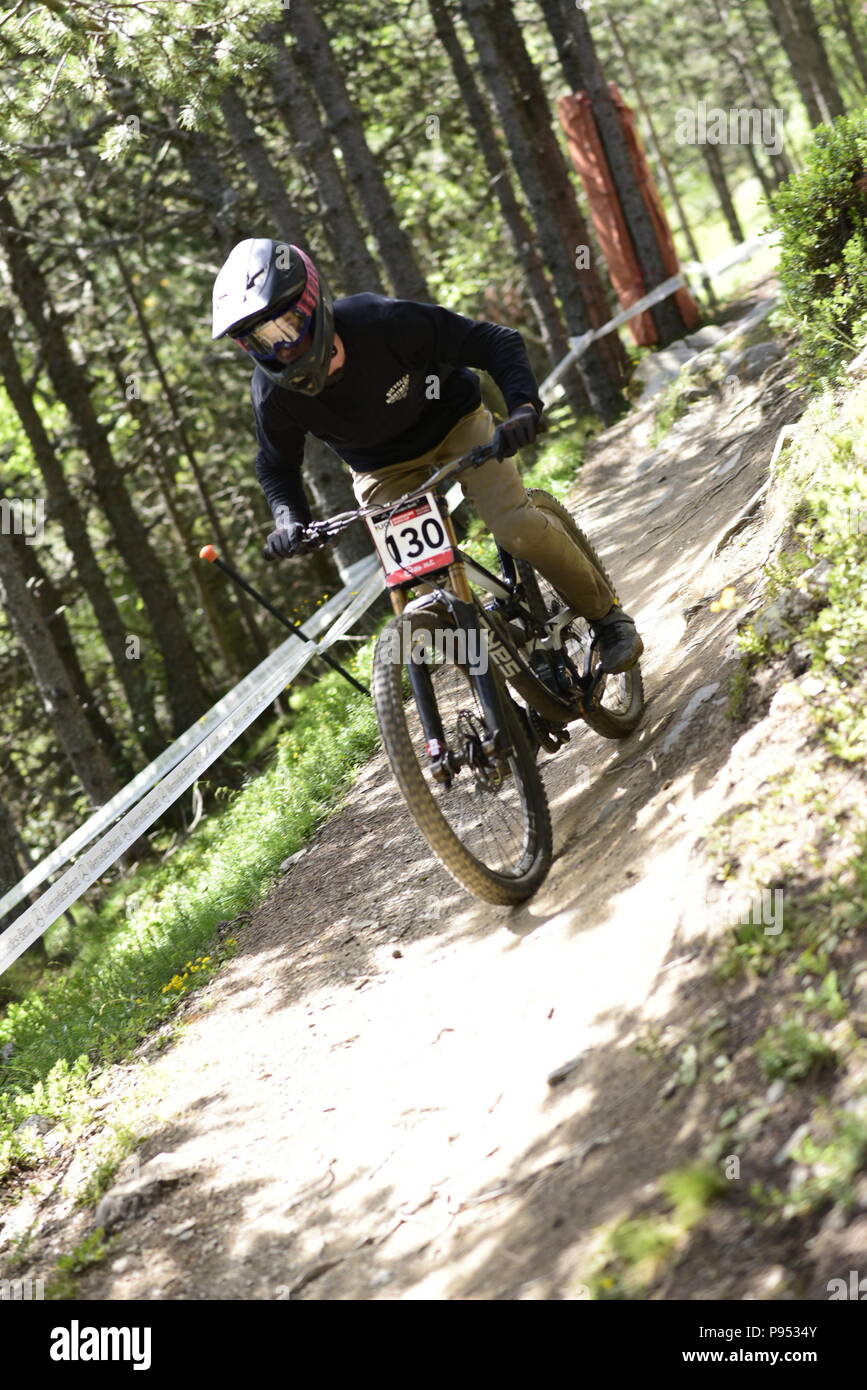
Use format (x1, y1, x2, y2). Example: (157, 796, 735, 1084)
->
(492, 404, 539, 460)
(263, 521, 306, 562)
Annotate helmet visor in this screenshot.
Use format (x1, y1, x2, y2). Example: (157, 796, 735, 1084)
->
(234, 304, 312, 363)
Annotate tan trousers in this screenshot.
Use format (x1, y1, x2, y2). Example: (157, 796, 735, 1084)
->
(351, 404, 615, 619)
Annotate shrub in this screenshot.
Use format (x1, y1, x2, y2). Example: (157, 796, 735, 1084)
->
(771, 114, 867, 385)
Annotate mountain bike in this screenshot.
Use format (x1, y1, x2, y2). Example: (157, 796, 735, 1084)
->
(292, 442, 645, 905)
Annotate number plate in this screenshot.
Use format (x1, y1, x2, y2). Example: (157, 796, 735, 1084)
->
(365, 491, 454, 588)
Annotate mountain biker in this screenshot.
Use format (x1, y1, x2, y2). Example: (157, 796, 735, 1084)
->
(211, 238, 644, 673)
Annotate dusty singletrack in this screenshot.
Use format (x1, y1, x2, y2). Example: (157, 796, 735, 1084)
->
(11, 281, 817, 1300)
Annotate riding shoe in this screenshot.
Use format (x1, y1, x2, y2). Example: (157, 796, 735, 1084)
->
(592, 604, 644, 674)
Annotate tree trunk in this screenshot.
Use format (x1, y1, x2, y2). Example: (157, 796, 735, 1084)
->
(700, 141, 746, 243)
(0, 307, 166, 760)
(740, 2, 801, 172)
(302, 437, 373, 580)
(764, 0, 844, 125)
(743, 139, 776, 200)
(474, 0, 630, 380)
(830, 0, 867, 93)
(705, 0, 795, 184)
(108, 243, 267, 664)
(429, 0, 588, 416)
(265, 28, 387, 295)
(0, 191, 212, 735)
(104, 346, 250, 683)
(12, 535, 132, 777)
(0, 796, 26, 936)
(461, 0, 626, 423)
(787, 0, 846, 119)
(0, 532, 118, 806)
(605, 10, 717, 306)
(219, 86, 311, 239)
(286, 1, 431, 301)
(539, 0, 691, 344)
(170, 122, 247, 254)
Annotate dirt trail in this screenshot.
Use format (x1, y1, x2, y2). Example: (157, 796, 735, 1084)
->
(15, 280, 813, 1300)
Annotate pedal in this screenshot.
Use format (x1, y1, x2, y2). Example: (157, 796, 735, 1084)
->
(528, 708, 571, 754)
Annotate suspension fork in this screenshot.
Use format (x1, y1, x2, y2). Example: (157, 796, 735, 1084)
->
(448, 597, 513, 755)
(436, 510, 514, 757)
(387, 513, 513, 762)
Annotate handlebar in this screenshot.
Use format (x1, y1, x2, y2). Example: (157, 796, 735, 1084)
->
(263, 439, 500, 562)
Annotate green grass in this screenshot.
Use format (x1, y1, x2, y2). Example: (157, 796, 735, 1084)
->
(756, 1017, 838, 1084)
(591, 1163, 727, 1299)
(76, 1123, 142, 1210)
(754, 1107, 867, 1222)
(44, 1228, 112, 1300)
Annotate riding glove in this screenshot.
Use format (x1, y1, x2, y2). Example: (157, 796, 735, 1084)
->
(263, 521, 307, 561)
(492, 404, 539, 460)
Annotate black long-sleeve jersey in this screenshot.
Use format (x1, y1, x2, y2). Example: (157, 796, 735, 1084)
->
(251, 293, 544, 523)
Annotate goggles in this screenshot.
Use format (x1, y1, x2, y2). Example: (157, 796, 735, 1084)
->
(234, 305, 312, 363)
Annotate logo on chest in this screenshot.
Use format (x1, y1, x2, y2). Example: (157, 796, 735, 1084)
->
(385, 374, 410, 405)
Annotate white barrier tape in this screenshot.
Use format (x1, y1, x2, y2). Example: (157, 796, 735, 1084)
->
(539, 274, 686, 399)
(539, 232, 779, 403)
(317, 566, 385, 651)
(711, 295, 779, 351)
(580, 272, 688, 344)
(684, 231, 777, 283)
(539, 333, 594, 395)
(0, 554, 379, 923)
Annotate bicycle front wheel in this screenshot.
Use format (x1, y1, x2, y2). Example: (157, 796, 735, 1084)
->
(372, 609, 552, 905)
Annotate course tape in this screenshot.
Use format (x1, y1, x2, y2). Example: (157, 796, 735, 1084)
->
(539, 232, 778, 401)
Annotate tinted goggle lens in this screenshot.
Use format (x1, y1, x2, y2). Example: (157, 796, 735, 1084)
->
(236, 307, 310, 359)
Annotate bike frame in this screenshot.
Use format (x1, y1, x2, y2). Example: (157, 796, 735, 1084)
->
(297, 444, 606, 773)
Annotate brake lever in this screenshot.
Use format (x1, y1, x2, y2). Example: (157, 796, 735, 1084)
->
(296, 530, 329, 554)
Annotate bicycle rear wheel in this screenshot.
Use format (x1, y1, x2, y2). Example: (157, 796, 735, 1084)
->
(373, 609, 552, 905)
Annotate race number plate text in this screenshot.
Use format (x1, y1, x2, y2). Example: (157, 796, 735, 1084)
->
(366, 492, 454, 588)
